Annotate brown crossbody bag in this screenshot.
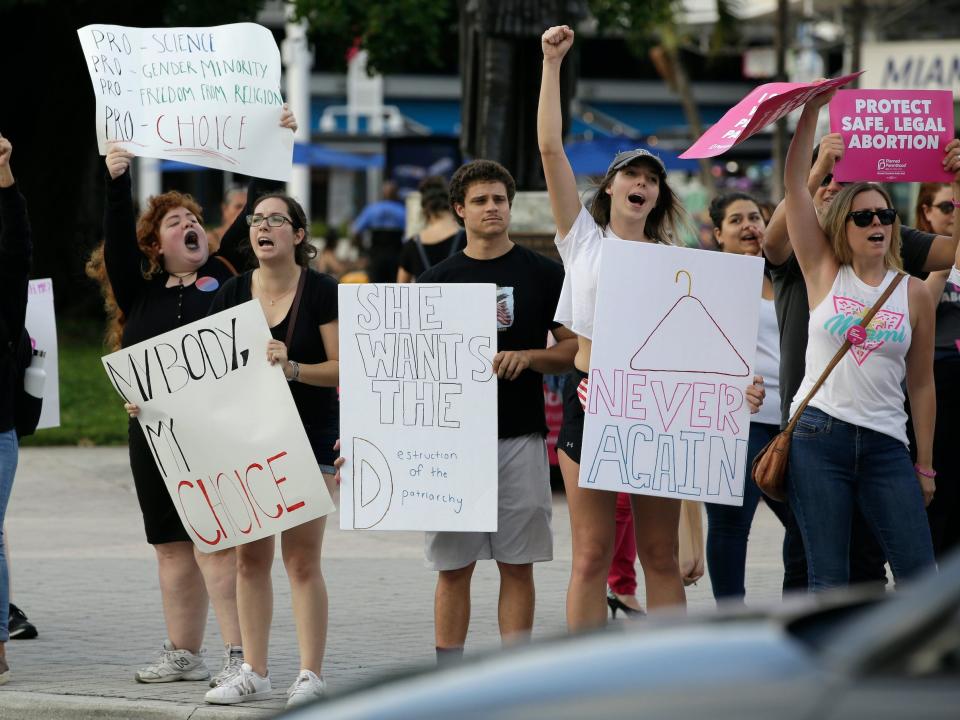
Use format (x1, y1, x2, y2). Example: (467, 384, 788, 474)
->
(752, 271, 906, 502)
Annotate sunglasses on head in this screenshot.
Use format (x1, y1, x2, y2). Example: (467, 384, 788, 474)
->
(847, 208, 897, 227)
(932, 200, 957, 214)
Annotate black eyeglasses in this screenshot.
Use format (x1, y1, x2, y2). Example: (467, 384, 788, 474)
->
(246, 213, 294, 228)
(932, 201, 957, 214)
(847, 209, 898, 227)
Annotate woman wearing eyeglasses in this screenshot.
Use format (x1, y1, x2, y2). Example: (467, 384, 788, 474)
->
(914, 182, 960, 559)
(783, 90, 941, 591)
(203, 194, 338, 708)
(96, 107, 297, 687)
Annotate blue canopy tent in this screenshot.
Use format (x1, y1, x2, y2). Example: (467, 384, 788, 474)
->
(160, 142, 383, 172)
(563, 137, 700, 176)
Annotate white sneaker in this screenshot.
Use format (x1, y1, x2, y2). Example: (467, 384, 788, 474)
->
(205, 662, 272, 704)
(210, 644, 244, 687)
(135, 640, 209, 683)
(286, 669, 326, 708)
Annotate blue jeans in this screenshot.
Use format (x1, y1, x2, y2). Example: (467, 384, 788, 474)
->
(705, 423, 803, 600)
(788, 407, 935, 591)
(0, 429, 18, 643)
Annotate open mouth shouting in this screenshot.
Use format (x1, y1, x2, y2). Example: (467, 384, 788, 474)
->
(627, 192, 646, 208)
(867, 231, 886, 245)
(184, 230, 201, 251)
(257, 235, 276, 248)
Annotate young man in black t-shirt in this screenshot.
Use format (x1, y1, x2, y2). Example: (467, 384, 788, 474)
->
(763, 133, 960, 590)
(417, 160, 577, 663)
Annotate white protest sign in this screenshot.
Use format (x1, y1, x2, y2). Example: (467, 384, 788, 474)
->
(77, 23, 293, 180)
(580, 241, 764, 506)
(338, 284, 498, 531)
(26, 279, 60, 429)
(101, 301, 335, 551)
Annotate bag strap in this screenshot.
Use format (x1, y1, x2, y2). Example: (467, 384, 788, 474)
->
(413, 234, 432, 273)
(785, 271, 906, 433)
(284, 268, 307, 350)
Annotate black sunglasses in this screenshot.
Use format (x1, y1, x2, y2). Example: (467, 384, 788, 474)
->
(847, 208, 897, 227)
(819, 173, 851, 189)
(932, 200, 957, 214)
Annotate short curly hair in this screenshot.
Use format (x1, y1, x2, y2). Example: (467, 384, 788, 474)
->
(135, 191, 205, 278)
(448, 160, 516, 227)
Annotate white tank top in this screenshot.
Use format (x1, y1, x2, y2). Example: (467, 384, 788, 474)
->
(752, 297, 782, 426)
(791, 266, 911, 445)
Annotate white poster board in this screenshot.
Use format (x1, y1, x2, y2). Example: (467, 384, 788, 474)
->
(77, 23, 293, 180)
(338, 284, 498, 530)
(26, 278, 60, 429)
(580, 241, 764, 506)
(101, 301, 335, 551)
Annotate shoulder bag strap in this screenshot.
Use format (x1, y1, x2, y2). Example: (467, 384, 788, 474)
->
(284, 268, 307, 350)
(784, 272, 906, 433)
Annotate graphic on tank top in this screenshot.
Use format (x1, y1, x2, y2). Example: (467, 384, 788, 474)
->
(824, 295, 906, 366)
(496, 287, 515, 330)
(630, 270, 749, 376)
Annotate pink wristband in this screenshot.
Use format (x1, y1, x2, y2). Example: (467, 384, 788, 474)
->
(914, 464, 937, 479)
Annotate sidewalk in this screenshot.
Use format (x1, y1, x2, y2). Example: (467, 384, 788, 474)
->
(0, 447, 786, 719)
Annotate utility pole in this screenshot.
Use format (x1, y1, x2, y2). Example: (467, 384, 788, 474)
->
(771, 0, 789, 201)
(284, 4, 312, 218)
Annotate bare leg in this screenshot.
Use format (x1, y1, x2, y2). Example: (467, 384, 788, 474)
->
(193, 546, 241, 646)
(632, 495, 686, 610)
(434, 563, 475, 649)
(559, 450, 618, 631)
(155, 542, 209, 653)
(235, 536, 275, 677)
(496, 561, 534, 644)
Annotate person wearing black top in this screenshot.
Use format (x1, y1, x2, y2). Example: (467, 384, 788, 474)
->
(762, 132, 960, 591)
(204, 193, 339, 709)
(0, 135, 29, 684)
(104, 108, 298, 687)
(418, 160, 577, 664)
(397, 176, 465, 282)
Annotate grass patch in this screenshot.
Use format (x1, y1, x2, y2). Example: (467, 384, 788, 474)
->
(20, 319, 128, 447)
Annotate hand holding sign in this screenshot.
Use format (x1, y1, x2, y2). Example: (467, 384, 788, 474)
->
(105, 146, 135, 179)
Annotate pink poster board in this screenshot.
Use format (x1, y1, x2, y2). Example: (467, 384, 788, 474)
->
(829, 90, 954, 182)
(680, 72, 862, 159)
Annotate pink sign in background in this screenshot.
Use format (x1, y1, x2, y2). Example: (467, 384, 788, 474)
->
(829, 89, 954, 183)
(680, 72, 862, 159)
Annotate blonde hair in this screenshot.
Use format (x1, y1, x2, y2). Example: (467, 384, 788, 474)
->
(822, 182, 902, 270)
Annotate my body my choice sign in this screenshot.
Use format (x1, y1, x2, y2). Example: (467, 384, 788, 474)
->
(102, 301, 335, 551)
(580, 241, 764, 506)
(77, 23, 293, 180)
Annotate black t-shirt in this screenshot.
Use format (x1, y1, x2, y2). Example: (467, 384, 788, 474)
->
(935, 281, 960, 351)
(770, 226, 934, 427)
(209, 269, 340, 464)
(398, 230, 466, 279)
(418, 244, 564, 439)
(0, 184, 31, 433)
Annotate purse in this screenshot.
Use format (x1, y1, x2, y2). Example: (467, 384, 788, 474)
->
(752, 271, 906, 502)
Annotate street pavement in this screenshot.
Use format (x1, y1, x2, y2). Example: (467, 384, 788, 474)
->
(0, 447, 789, 719)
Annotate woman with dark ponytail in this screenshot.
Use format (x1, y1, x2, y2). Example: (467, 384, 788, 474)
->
(396, 175, 465, 282)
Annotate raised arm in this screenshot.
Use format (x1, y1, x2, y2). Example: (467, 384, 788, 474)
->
(0, 135, 31, 344)
(905, 276, 936, 506)
(762, 133, 843, 266)
(538, 25, 581, 238)
(101, 146, 146, 314)
(919, 140, 960, 277)
(784, 92, 839, 300)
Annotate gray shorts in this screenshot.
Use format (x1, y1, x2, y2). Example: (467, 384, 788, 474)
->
(425, 433, 553, 571)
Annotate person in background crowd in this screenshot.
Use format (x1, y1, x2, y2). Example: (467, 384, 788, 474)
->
(914, 181, 960, 558)
(207, 186, 248, 250)
(704, 192, 795, 603)
(0, 133, 30, 684)
(92, 107, 298, 688)
(203, 192, 339, 708)
(418, 159, 577, 663)
(397, 176, 465, 282)
(782, 89, 942, 590)
(605, 494, 644, 617)
(539, 25, 764, 630)
(313, 227, 345, 279)
(352, 180, 406, 282)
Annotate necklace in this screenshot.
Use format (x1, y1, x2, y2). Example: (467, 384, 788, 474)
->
(170, 269, 197, 285)
(256, 269, 297, 306)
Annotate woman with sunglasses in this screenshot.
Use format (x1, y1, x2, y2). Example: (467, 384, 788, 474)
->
(203, 194, 339, 708)
(100, 107, 297, 687)
(914, 182, 960, 558)
(783, 89, 939, 590)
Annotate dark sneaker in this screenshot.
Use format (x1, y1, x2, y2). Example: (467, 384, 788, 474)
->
(8, 604, 38, 640)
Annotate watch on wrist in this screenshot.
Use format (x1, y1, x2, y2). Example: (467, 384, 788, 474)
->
(288, 360, 300, 382)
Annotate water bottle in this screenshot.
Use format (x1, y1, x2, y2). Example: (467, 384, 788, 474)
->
(24, 349, 46, 399)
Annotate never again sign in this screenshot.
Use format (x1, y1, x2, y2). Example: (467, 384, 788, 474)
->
(77, 23, 293, 180)
(102, 301, 335, 551)
(338, 284, 498, 531)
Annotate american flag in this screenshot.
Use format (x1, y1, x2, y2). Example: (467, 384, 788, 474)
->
(496, 299, 511, 326)
(576, 377, 589, 411)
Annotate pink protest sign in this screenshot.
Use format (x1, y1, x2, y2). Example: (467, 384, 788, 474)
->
(829, 90, 954, 183)
(680, 72, 862, 159)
